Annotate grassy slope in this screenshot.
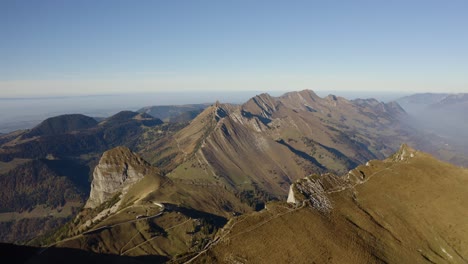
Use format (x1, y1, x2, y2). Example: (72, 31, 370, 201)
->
(194, 149, 468, 263)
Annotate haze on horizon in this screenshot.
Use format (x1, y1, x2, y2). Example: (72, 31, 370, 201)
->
(1, 0, 467, 98)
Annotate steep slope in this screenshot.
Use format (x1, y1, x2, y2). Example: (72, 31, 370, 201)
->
(145, 90, 432, 200)
(192, 146, 468, 264)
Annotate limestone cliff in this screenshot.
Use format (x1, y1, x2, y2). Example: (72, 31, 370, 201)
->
(287, 173, 349, 212)
(85, 146, 153, 208)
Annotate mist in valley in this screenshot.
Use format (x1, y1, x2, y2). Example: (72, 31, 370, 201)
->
(397, 94, 468, 155)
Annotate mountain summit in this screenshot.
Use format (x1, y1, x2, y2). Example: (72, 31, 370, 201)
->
(85, 146, 159, 208)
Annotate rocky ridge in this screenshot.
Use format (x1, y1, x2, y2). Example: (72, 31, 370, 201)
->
(287, 144, 417, 211)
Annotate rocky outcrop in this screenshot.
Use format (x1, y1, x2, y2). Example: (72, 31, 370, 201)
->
(85, 146, 152, 208)
(286, 184, 297, 204)
(287, 173, 350, 212)
(288, 144, 418, 212)
(388, 143, 417, 162)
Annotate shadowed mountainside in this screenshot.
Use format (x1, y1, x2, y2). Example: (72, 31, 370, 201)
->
(0, 243, 168, 264)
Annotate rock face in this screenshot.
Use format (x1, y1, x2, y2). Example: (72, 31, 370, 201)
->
(287, 173, 349, 212)
(286, 184, 297, 204)
(85, 146, 151, 208)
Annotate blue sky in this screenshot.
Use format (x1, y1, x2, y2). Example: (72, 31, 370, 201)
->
(1, 0, 467, 97)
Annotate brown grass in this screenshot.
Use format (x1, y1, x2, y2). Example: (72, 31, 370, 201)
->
(194, 150, 468, 263)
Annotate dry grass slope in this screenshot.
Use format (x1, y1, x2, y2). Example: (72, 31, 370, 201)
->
(193, 146, 468, 263)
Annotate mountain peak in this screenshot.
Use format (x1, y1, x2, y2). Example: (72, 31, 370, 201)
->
(281, 89, 320, 102)
(85, 146, 154, 209)
(389, 144, 417, 162)
(287, 89, 320, 97)
(242, 93, 277, 119)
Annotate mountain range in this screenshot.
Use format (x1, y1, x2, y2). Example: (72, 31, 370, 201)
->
(0, 90, 467, 263)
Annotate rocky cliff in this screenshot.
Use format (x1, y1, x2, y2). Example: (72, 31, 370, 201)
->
(85, 146, 153, 208)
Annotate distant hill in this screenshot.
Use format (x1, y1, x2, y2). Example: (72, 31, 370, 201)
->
(138, 104, 210, 123)
(397, 92, 449, 106)
(23, 114, 98, 138)
(103, 110, 163, 126)
(396, 93, 468, 157)
(430, 93, 468, 110)
(397, 92, 468, 111)
(0, 111, 164, 162)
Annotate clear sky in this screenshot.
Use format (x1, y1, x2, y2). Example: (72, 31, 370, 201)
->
(1, 0, 467, 97)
